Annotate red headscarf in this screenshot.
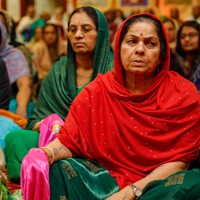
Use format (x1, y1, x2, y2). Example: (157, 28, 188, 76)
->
(58, 14, 200, 189)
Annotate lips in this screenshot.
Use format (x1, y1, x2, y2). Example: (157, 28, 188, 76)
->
(131, 59, 146, 64)
(74, 42, 85, 46)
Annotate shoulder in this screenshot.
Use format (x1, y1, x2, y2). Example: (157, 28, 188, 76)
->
(167, 71, 199, 100)
(51, 55, 68, 70)
(43, 55, 68, 80)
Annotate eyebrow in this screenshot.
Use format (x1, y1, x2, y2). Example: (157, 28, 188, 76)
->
(126, 34, 159, 39)
(69, 23, 94, 27)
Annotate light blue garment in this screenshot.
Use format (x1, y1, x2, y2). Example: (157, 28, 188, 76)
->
(0, 116, 22, 152)
(9, 98, 34, 118)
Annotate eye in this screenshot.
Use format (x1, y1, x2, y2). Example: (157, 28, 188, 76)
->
(81, 25, 95, 33)
(126, 37, 138, 45)
(68, 26, 77, 33)
(128, 39, 137, 44)
(145, 39, 157, 48)
(147, 41, 156, 47)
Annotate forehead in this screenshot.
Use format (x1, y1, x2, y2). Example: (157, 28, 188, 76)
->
(126, 21, 159, 37)
(44, 25, 56, 32)
(69, 12, 95, 26)
(181, 26, 198, 33)
(163, 21, 174, 28)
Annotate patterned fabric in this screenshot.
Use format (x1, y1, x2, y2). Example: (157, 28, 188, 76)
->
(49, 158, 119, 200)
(0, 10, 34, 79)
(140, 168, 200, 199)
(0, 171, 22, 200)
(58, 13, 200, 189)
(0, 21, 30, 84)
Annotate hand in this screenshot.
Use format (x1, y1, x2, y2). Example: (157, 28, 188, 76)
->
(32, 120, 44, 131)
(106, 186, 134, 200)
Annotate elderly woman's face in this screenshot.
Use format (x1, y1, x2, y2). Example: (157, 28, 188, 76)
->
(68, 12, 97, 54)
(120, 21, 161, 77)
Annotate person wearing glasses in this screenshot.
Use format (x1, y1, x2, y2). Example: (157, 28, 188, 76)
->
(21, 13, 200, 200)
(176, 20, 200, 82)
(5, 6, 114, 184)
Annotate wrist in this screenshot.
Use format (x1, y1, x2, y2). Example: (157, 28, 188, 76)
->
(39, 147, 54, 165)
(129, 184, 142, 199)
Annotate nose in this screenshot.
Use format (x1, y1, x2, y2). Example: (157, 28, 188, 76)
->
(75, 29, 84, 37)
(135, 42, 145, 55)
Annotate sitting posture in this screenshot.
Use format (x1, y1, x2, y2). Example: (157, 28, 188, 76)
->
(21, 13, 200, 200)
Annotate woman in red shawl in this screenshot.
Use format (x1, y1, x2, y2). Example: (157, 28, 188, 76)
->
(21, 13, 200, 200)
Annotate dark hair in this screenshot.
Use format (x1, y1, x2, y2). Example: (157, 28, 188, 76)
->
(42, 23, 59, 42)
(119, 15, 167, 68)
(162, 17, 176, 29)
(176, 20, 200, 58)
(68, 6, 98, 30)
(43, 23, 58, 34)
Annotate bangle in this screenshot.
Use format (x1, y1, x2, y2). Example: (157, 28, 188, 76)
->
(39, 147, 54, 165)
(130, 184, 142, 199)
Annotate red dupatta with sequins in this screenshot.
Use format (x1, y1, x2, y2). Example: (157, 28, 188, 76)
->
(58, 14, 200, 189)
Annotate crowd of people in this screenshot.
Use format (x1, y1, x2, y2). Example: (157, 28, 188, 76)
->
(0, 2, 200, 200)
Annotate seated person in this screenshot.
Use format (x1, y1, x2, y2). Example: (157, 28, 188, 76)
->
(21, 13, 200, 199)
(0, 21, 32, 118)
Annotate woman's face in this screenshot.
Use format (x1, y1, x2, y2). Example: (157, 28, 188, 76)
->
(43, 25, 57, 46)
(35, 27, 43, 41)
(180, 26, 199, 52)
(120, 21, 161, 77)
(163, 21, 176, 43)
(68, 12, 97, 54)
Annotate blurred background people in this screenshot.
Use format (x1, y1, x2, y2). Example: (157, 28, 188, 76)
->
(162, 17, 184, 76)
(32, 23, 67, 99)
(16, 4, 36, 42)
(48, 6, 68, 39)
(0, 21, 32, 119)
(170, 6, 183, 26)
(185, 2, 200, 24)
(176, 20, 200, 81)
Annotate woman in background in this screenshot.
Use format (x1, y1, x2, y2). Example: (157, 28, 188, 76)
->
(176, 20, 200, 81)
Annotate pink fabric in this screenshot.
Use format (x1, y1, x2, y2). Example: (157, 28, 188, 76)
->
(39, 113, 64, 147)
(21, 148, 50, 200)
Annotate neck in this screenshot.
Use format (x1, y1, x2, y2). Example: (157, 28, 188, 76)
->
(125, 73, 155, 94)
(185, 51, 198, 62)
(76, 53, 94, 70)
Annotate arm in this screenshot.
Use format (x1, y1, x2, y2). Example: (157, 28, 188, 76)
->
(106, 161, 189, 200)
(40, 138, 73, 164)
(16, 75, 31, 118)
